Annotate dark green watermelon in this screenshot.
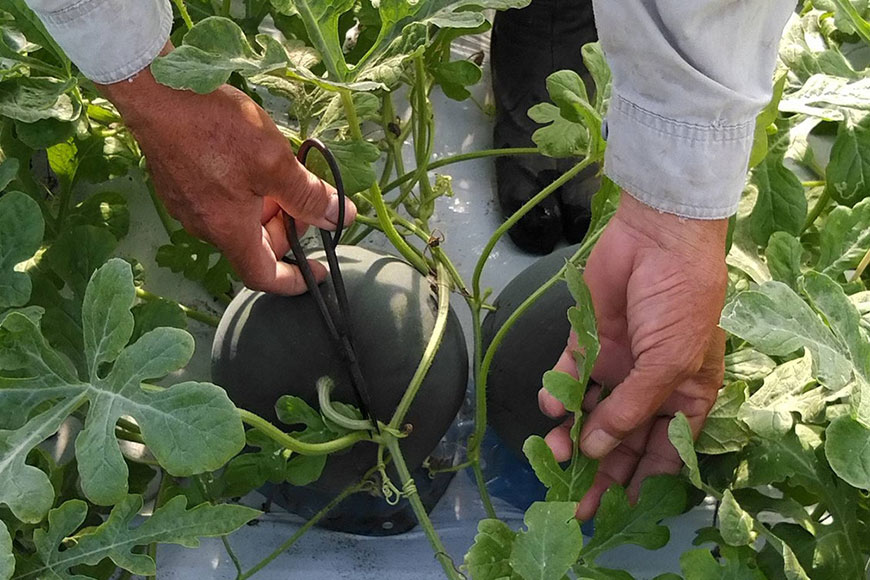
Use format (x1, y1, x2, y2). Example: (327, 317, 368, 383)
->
(482, 244, 580, 459)
(212, 245, 468, 503)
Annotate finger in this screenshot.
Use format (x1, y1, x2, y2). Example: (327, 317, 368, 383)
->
(537, 346, 579, 419)
(544, 420, 574, 462)
(579, 349, 690, 459)
(262, 212, 290, 260)
(576, 422, 652, 520)
(581, 383, 603, 413)
(263, 155, 357, 231)
(625, 416, 688, 503)
(224, 222, 327, 295)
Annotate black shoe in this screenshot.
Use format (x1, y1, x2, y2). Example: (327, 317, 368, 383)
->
(491, 0, 598, 254)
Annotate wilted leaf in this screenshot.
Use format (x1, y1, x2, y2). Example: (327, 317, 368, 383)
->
(668, 413, 702, 489)
(723, 349, 777, 382)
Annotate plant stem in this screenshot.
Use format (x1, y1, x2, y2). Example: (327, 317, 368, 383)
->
(146, 180, 177, 238)
(172, 0, 194, 30)
(802, 187, 830, 233)
(340, 90, 363, 141)
(115, 428, 145, 444)
(238, 409, 372, 455)
(222, 536, 244, 577)
(850, 246, 870, 282)
(236, 466, 379, 580)
(471, 157, 592, 298)
(385, 437, 463, 580)
(222, 0, 232, 16)
(389, 262, 450, 429)
(135, 287, 222, 327)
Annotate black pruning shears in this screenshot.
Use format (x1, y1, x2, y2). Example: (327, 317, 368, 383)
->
(283, 138, 380, 435)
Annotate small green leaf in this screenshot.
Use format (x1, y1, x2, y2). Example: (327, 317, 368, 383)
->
(696, 382, 751, 455)
(29, 495, 258, 577)
(510, 501, 582, 580)
(723, 348, 776, 382)
(0, 520, 12, 580)
(542, 370, 584, 413)
(464, 519, 521, 580)
(43, 225, 118, 300)
(738, 353, 824, 438)
(817, 197, 870, 280)
(523, 435, 597, 503)
(14, 118, 76, 149)
(574, 565, 635, 579)
(151, 17, 287, 93)
(825, 415, 870, 489)
(0, 77, 78, 123)
(67, 191, 130, 241)
(0, 159, 19, 192)
(679, 548, 765, 580)
(668, 412, 702, 489)
(749, 155, 807, 247)
(581, 42, 611, 115)
(529, 102, 589, 158)
(801, 271, 870, 421)
(432, 60, 482, 101)
(131, 299, 187, 344)
(720, 281, 852, 391)
(749, 74, 786, 168)
(311, 138, 380, 195)
(718, 490, 756, 546)
(0, 191, 43, 309)
(825, 113, 870, 206)
(580, 476, 686, 561)
(765, 232, 803, 290)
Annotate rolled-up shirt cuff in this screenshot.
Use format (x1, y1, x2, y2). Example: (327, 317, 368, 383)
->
(603, 92, 754, 220)
(30, 0, 172, 84)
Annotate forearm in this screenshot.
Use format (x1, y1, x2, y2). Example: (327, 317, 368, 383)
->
(23, 0, 172, 83)
(592, 0, 797, 219)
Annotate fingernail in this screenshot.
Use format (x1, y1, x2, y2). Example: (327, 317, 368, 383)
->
(325, 194, 340, 227)
(581, 429, 619, 458)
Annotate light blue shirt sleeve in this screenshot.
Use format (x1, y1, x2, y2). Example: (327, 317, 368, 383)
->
(23, 0, 172, 84)
(592, 0, 797, 219)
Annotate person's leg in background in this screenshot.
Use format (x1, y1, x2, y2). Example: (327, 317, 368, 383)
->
(491, 0, 598, 254)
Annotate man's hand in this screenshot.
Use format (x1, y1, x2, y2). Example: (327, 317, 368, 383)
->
(538, 193, 727, 520)
(98, 46, 356, 296)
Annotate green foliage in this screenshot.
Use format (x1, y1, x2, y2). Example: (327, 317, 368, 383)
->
(0, 191, 43, 309)
(4, 0, 870, 578)
(510, 502, 583, 580)
(18, 495, 257, 578)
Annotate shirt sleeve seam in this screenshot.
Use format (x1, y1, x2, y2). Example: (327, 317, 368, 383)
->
(611, 93, 755, 144)
(607, 168, 739, 218)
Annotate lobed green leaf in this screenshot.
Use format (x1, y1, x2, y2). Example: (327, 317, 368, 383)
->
(510, 501, 582, 580)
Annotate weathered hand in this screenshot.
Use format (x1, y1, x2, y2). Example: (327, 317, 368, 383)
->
(99, 46, 355, 296)
(538, 192, 728, 520)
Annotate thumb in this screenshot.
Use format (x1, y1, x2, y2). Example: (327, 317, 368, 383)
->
(265, 155, 357, 231)
(578, 347, 694, 459)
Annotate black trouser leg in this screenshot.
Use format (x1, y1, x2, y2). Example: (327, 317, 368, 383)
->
(491, 0, 598, 253)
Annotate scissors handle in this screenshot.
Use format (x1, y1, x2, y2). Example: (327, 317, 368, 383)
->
(284, 139, 380, 434)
